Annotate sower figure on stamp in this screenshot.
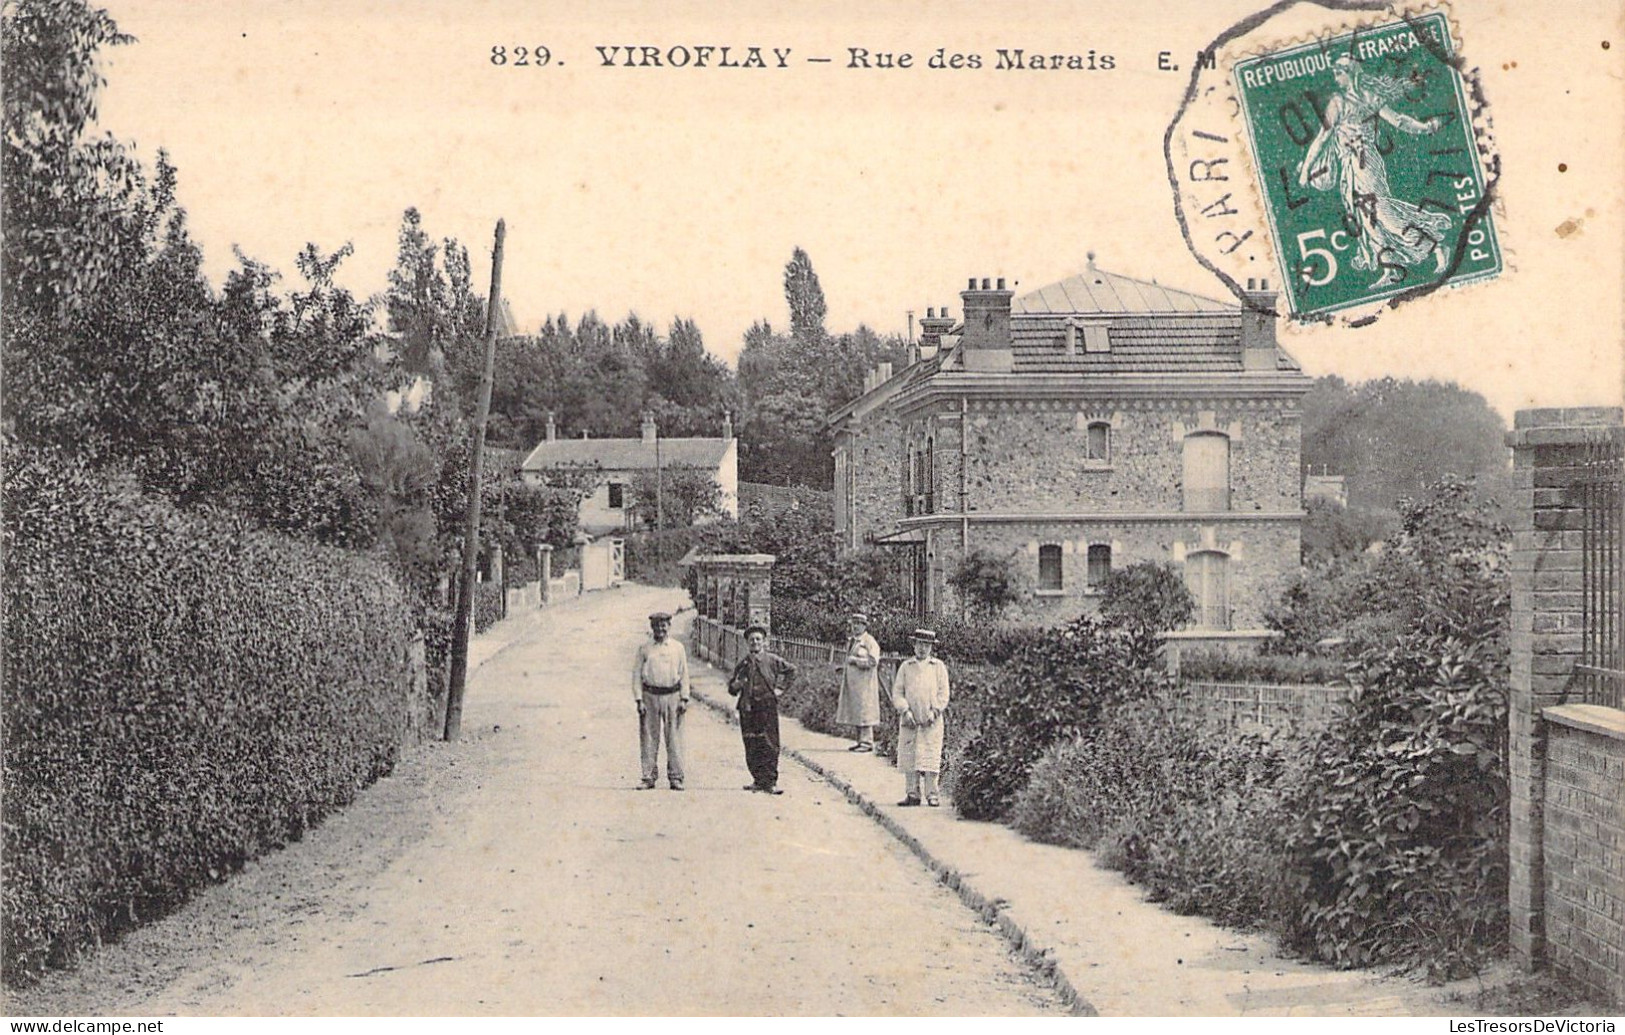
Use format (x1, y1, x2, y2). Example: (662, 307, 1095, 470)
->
(728, 623, 797, 795)
(632, 611, 689, 790)
(891, 629, 950, 807)
(1297, 52, 1452, 288)
(833, 612, 881, 752)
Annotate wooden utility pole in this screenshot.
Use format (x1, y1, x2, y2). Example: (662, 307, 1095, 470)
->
(443, 218, 506, 741)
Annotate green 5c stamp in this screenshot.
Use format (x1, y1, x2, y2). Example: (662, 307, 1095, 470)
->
(1233, 12, 1501, 319)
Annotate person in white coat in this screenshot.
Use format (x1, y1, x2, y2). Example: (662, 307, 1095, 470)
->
(833, 612, 881, 752)
(891, 629, 950, 807)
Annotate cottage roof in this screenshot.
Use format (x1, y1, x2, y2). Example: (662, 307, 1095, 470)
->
(520, 436, 732, 472)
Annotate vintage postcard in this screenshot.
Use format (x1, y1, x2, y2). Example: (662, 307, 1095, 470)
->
(2, 0, 1621, 1023)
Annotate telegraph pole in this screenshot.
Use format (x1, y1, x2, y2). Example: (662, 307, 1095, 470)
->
(444, 218, 506, 741)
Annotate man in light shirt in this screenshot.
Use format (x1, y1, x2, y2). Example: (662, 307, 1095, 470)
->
(632, 611, 690, 790)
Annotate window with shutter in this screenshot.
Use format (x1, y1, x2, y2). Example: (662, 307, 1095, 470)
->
(1183, 433, 1231, 511)
(1184, 550, 1231, 629)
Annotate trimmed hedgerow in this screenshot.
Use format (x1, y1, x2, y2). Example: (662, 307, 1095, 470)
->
(1, 458, 416, 984)
(473, 580, 504, 633)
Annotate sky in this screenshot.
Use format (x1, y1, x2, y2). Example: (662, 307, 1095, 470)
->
(91, 0, 1625, 421)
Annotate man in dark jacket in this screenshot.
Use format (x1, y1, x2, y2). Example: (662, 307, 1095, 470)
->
(728, 623, 798, 795)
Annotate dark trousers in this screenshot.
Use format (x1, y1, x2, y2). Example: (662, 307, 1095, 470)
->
(739, 697, 780, 789)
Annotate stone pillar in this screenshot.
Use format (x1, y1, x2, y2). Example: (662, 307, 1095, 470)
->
(1505, 406, 1624, 971)
(735, 556, 775, 632)
(489, 544, 506, 618)
(538, 545, 553, 606)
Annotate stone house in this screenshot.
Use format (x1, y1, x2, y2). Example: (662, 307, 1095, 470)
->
(828, 259, 1312, 632)
(520, 412, 739, 535)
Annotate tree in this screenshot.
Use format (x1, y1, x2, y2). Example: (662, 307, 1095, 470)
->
(1097, 561, 1195, 644)
(628, 468, 724, 528)
(948, 549, 1028, 618)
(783, 246, 827, 346)
(1301, 376, 1511, 515)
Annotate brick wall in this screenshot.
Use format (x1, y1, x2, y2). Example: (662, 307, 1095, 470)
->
(1506, 405, 1624, 1006)
(1541, 711, 1625, 1003)
(1172, 680, 1350, 733)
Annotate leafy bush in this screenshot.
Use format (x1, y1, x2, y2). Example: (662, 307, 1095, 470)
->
(1178, 649, 1348, 685)
(2, 456, 418, 983)
(1097, 560, 1194, 639)
(771, 599, 1044, 667)
(947, 548, 1028, 618)
(1011, 701, 1291, 930)
(952, 616, 1169, 821)
(1280, 629, 1509, 978)
(1266, 476, 1508, 655)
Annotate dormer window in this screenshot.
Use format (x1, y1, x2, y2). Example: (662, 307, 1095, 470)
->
(1081, 322, 1111, 353)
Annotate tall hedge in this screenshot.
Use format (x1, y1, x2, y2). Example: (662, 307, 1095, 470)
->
(1, 458, 417, 983)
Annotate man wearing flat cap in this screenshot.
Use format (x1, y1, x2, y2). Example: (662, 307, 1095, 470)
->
(727, 623, 797, 794)
(632, 611, 689, 790)
(891, 629, 951, 807)
(833, 611, 881, 753)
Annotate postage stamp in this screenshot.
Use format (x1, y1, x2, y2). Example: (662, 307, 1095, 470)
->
(1231, 11, 1502, 318)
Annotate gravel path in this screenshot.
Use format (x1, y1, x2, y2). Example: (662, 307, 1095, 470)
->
(6, 586, 1064, 1017)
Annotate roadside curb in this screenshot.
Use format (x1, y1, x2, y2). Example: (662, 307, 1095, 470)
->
(687, 682, 1097, 1017)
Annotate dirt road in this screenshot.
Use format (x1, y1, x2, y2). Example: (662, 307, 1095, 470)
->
(9, 586, 1062, 1016)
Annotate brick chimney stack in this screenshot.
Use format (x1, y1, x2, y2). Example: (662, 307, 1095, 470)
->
(722, 410, 733, 442)
(918, 305, 954, 361)
(641, 411, 657, 444)
(960, 276, 1014, 373)
(1240, 276, 1279, 371)
(545, 410, 557, 442)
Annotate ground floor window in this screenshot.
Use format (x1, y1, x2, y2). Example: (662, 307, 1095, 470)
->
(1038, 543, 1063, 591)
(1184, 550, 1230, 629)
(607, 482, 625, 509)
(1086, 543, 1112, 588)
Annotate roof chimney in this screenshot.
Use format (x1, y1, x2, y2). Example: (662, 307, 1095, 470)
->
(1240, 277, 1279, 370)
(919, 305, 954, 361)
(641, 411, 657, 444)
(722, 410, 733, 442)
(960, 275, 1015, 373)
(546, 410, 557, 443)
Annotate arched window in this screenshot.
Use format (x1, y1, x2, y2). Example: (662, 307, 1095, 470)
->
(1038, 544, 1063, 591)
(1086, 543, 1112, 588)
(1184, 550, 1231, 629)
(1085, 422, 1110, 462)
(1183, 432, 1231, 512)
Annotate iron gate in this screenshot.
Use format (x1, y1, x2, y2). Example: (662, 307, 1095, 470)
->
(1574, 436, 1623, 709)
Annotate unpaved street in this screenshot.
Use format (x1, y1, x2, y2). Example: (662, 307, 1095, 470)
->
(12, 586, 1062, 1016)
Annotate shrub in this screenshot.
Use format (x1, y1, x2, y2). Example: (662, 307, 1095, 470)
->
(952, 616, 1168, 821)
(1280, 629, 1509, 978)
(1097, 560, 1194, 638)
(1178, 649, 1348, 685)
(2, 456, 417, 984)
(1011, 701, 1292, 930)
(473, 580, 504, 632)
(946, 548, 1028, 618)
